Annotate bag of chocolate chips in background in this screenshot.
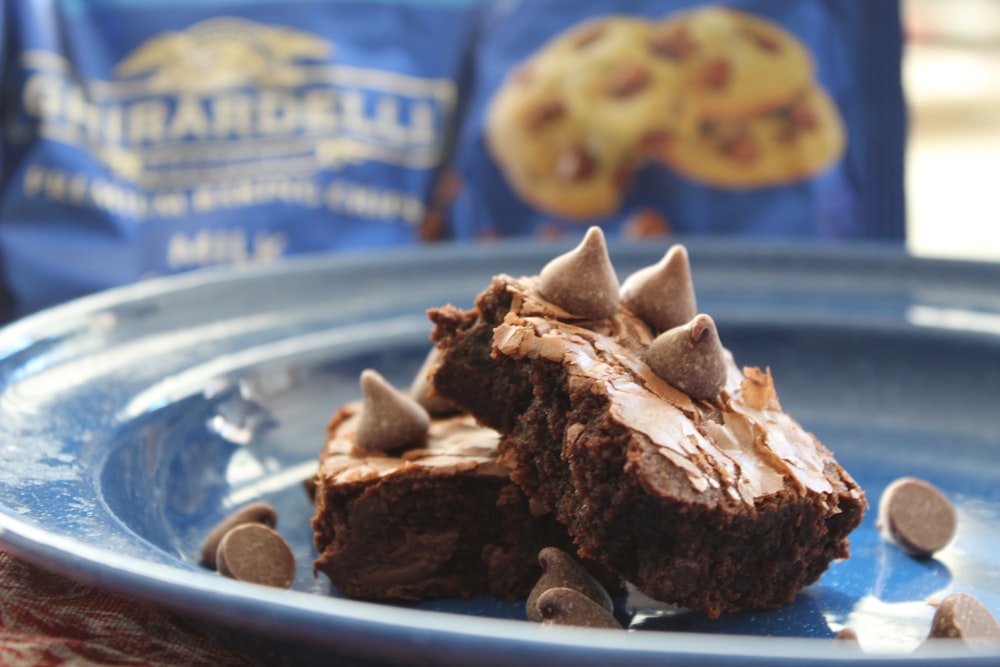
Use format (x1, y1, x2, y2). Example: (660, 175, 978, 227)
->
(444, 0, 906, 243)
(0, 0, 483, 320)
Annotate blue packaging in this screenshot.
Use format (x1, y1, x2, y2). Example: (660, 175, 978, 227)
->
(0, 0, 482, 318)
(446, 0, 906, 244)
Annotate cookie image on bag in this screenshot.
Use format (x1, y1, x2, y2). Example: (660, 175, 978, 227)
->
(485, 7, 847, 219)
(485, 16, 695, 220)
(648, 6, 815, 121)
(649, 6, 845, 188)
(662, 85, 845, 189)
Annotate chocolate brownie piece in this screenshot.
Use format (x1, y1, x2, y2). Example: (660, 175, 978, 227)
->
(428, 229, 866, 617)
(310, 368, 579, 601)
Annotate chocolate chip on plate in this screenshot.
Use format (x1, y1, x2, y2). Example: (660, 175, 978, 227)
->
(927, 593, 1000, 644)
(215, 523, 296, 589)
(526, 547, 613, 623)
(877, 477, 956, 558)
(536, 587, 621, 629)
(201, 501, 278, 569)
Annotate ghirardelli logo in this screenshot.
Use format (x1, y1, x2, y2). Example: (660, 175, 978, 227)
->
(114, 17, 334, 93)
(14, 17, 455, 189)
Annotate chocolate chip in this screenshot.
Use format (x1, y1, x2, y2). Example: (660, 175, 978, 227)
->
(216, 523, 296, 589)
(536, 587, 621, 629)
(538, 226, 620, 320)
(524, 99, 566, 132)
(526, 547, 613, 623)
(927, 593, 1000, 644)
(645, 314, 727, 400)
(788, 100, 819, 130)
(606, 64, 651, 98)
(409, 347, 455, 416)
(700, 58, 731, 89)
(201, 501, 278, 569)
(743, 29, 782, 53)
(555, 144, 596, 182)
(649, 27, 696, 60)
(723, 133, 758, 163)
(572, 24, 605, 49)
(877, 477, 956, 558)
(356, 369, 431, 452)
(620, 244, 697, 333)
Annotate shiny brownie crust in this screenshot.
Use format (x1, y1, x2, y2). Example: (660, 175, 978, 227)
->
(429, 276, 866, 617)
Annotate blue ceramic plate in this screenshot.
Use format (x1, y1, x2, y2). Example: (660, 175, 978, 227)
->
(1, 240, 999, 666)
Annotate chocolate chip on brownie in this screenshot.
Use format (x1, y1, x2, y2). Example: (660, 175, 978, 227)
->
(409, 347, 457, 417)
(645, 314, 728, 400)
(537, 226, 620, 319)
(620, 244, 697, 333)
(536, 587, 622, 629)
(356, 369, 430, 452)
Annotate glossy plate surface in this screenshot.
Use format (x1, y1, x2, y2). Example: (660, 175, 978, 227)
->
(1, 240, 999, 666)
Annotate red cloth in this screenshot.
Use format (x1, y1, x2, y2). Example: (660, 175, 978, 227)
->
(0, 550, 254, 666)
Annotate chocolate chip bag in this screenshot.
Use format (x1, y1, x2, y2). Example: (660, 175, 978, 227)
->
(447, 0, 906, 243)
(0, 0, 482, 319)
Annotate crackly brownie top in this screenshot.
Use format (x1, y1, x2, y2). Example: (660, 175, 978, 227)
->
(491, 274, 860, 508)
(318, 402, 506, 486)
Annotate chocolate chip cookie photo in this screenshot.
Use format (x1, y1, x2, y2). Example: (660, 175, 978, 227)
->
(649, 5, 816, 121)
(484, 6, 848, 219)
(485, 16, 694, 220)
(661, 85, 846, 188)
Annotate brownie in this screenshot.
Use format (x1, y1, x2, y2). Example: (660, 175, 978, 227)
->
(310, 384, 579, 601)
(428, 233, 866, 617)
